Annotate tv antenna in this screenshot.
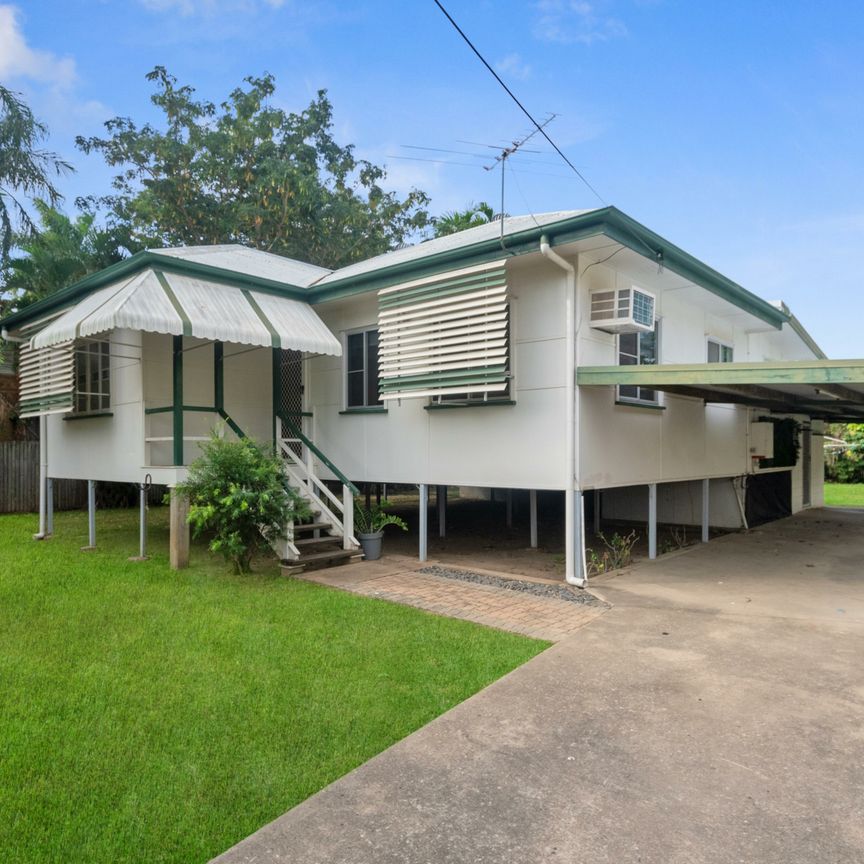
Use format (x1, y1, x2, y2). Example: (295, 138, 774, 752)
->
(487, 114, 557, 250)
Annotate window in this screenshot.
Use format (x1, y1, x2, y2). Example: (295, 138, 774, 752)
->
(618, 323, 658, 404)
(74, 340, 110, 413)
(345, 328, 382, 408)
(707, 339, 734, 363)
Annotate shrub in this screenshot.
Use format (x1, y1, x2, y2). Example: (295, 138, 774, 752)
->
(172, 433, 309, 573)
(353, 498, 408, 535)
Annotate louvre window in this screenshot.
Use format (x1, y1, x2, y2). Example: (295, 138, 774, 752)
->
(17, 340, 75, 418)
(618, 323, 659, 404)
(377, 260, 509, 400)
(345, 328, 382, 408)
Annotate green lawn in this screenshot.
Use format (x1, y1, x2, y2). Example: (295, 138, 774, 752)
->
(0, 509, 548, 864)
(824, 483, 864, 507)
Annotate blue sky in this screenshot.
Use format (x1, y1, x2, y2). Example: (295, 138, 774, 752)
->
(3, 0, 863, 356)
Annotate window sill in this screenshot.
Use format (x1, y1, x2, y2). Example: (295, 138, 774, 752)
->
(425, 400, 517, 411)
(614, 400, 665, 411)
(339, 407, 388, 415)
(64, 411, 114, 421)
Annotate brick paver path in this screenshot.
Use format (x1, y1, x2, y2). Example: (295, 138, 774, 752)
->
(300, 564, 607, 641)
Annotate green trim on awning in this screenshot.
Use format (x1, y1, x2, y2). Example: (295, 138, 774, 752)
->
(243, 290, 281, 349)
(155, 271, 192, 337)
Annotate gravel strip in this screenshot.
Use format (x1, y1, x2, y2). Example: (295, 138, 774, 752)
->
(418, 565, 606, 606)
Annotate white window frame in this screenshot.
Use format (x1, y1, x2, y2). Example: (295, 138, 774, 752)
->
(73, 339, 111, 415)
(616, 321, 661, 406)
(343, 326, 382, 409)
(707, 338, 734, 363)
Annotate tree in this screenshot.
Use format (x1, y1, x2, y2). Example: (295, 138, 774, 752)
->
(174, 433, 310, 574)
(0, 86, 72, 262)
(825, 423, 864, 483)
(1, 201, 140, 313)
(76, 68, 430, 268)
(432, 201, 496, 237)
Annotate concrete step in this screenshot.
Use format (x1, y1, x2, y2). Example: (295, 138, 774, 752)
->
(282, 546, 363, 576)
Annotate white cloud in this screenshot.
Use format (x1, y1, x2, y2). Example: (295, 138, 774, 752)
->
(495, 53, 532, 81)
(0, 5, 76, 89)
(139, 0, 288, 16)
(533, 0, 627, 45)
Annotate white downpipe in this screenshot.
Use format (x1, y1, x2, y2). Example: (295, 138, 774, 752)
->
(34, 414, 48, 539)
(540, 236, 586, 587)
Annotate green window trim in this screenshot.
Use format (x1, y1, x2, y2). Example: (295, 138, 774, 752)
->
(614, 400, 666, 411)
(424, 400, 516, 411)
(339, 407, 389, 415)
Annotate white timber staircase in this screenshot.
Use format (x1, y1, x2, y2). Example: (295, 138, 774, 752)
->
(275, 415, 362, 575)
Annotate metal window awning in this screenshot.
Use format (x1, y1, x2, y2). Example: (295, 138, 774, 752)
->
(577, 360, 864, 421)
(29, 268, 341, 356)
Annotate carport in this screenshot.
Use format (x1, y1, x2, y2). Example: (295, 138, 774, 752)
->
(577, 358, 864, 554)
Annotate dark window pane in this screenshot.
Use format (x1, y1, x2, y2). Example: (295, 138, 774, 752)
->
(707, 341, 720, 363)
(366, 332, 381, 406)
(619, 332, 637, 357)
(639, 388, 657, 402)
(639, 330, 656, 364)
(619, 385, 639, 400)
(347, 333, 364, 373)
(619, 354, 637, 366)
(347, 370, 364, 407)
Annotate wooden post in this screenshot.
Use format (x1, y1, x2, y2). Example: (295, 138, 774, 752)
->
(529, 489, 538, 549)
(170, 491, 190, 570)
(701, 478, 710, 543)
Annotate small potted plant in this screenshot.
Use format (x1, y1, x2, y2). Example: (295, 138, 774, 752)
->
(353, 498, 408, 561)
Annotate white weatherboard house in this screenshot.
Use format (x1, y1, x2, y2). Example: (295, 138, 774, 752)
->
(5, 207, 864, 583)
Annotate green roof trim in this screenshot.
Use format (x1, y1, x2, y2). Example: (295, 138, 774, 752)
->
(0, 251, 309, 331)
(2, 207, 793, 337)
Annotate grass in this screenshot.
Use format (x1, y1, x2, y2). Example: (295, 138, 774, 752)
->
(824, 483, 864, 507)
(0, 508, 548, 864)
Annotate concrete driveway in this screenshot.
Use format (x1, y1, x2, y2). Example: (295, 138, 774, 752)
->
(213, 509, 864, 864)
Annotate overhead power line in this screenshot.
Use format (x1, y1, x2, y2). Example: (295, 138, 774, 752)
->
(431, 0, 606, 206)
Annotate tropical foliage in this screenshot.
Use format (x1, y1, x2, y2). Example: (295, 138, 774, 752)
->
(76, 67, 431, 268)
(173, 433, 309, 573)
(353, 498, 409, 535)
(825, 423, 864, 483)
(432, 201, 496, 237)
(0, 86, 72, 262)
(1, 201, 139, 313)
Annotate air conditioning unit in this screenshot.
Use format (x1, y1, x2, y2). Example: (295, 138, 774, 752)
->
(589, 286, 655, 334)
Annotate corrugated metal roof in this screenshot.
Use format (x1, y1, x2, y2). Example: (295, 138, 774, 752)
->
(318, 211, 590, 285)
(30, 269, 341, 355)
(150, 244, 332, 288)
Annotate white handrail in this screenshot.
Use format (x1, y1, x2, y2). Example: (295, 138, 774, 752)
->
(279, 440, 346, 516)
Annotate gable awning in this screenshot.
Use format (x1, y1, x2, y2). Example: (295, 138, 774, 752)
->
(30, 268, 340, 356)
(577, 360, 864, 421)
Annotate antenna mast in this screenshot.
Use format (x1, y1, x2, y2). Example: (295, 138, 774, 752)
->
(485, 114, 557, 246)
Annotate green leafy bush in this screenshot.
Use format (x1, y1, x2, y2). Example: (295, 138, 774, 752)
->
(173, 434, 309, 573)
(353, 499, 408, 535)
(825, 423, 864, 483)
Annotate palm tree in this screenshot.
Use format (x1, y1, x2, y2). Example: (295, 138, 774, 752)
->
(432, 201, 497, 237)
(0, 86, 72, 262)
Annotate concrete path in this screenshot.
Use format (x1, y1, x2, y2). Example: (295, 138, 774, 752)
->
(298, 556, 607, 641)
(213, 509, 864, 864)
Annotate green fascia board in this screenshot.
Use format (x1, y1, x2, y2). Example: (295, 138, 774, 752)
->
(577, 359, 864, 386)
(2, 207, 790, 335)
(0, 250, 310, 332)
(309, 207, 789, 330)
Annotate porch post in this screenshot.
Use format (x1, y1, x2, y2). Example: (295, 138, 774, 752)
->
(169, 490, 190, 570)
(529, 489, 538, 549)
(136, 483, 148, 560)
(437, 485, 446, 538)
(46, 478, 54, 536)
(701, 478, 710, 543)
(418, 483, 428, 562)
(83, 480, 96, 550)
(172, 335, 184, 466)
(648, 483, 657, 560)
(270, 346, 280, 448)
(35, 414, 47, 539)
(342, 485, 354, 551)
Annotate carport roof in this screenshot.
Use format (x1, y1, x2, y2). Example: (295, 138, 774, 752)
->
(577, 359, 864, 421)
